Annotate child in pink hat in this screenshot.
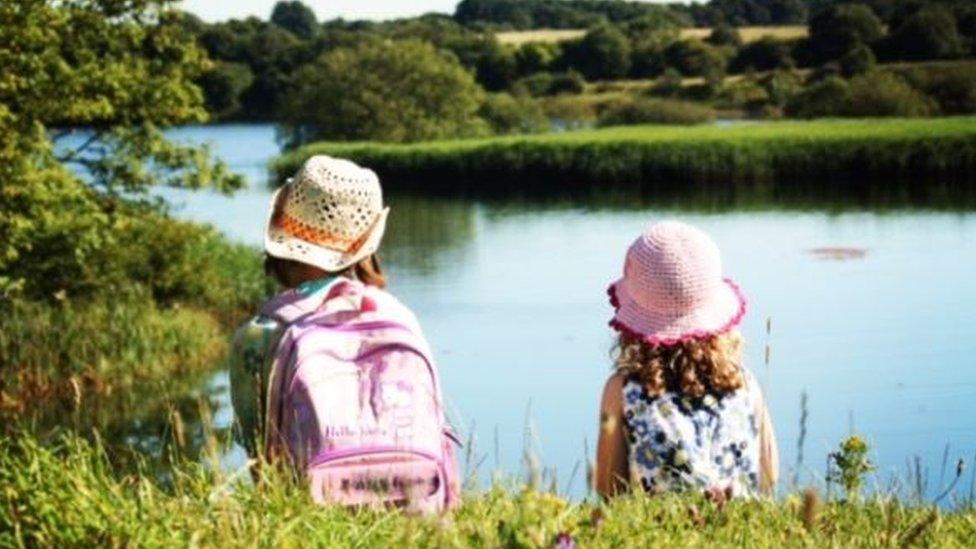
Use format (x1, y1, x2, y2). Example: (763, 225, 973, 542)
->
(596, 221, 779, 499)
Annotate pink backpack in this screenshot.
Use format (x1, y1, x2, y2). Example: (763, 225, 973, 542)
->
(262, 279, 460, 513)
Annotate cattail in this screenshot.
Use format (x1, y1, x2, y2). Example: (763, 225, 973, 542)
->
(801, 488, 819, 533)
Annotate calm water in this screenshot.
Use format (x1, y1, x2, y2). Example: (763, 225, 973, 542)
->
(155, 124, 976, 500)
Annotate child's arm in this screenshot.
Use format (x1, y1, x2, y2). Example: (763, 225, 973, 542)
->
(757, 391, 780, 495)
(596, 372, 630, 499)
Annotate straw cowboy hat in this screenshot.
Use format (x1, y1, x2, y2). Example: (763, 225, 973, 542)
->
(265, 155, 389, 272)
(608, 221, 747, 347)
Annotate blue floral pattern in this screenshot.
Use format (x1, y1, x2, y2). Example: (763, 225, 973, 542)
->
(622, 369, 762, 496)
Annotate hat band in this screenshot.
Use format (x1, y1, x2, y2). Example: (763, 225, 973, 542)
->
(275, 211, 373, 254)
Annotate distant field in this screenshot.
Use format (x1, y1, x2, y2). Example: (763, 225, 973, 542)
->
(273, 117, 976, 201)
(496, 26, 808, 45)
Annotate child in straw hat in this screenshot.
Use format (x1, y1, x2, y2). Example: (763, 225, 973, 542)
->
(596, 221, 779, 499)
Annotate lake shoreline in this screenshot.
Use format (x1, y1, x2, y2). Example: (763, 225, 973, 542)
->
(272, 117, 976, 199)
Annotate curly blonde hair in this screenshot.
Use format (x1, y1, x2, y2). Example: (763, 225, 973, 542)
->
(614, 330, 745, 399)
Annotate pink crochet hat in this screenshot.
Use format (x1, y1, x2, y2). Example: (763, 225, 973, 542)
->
(608, 221, 747, 347)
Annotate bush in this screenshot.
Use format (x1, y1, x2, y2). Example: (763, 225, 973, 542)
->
(651, 68, 685, 97)
(845, 71, 937, 117)
(895, 63, 976, 115)
(479, 93, 550, 135)
(707, 24, 743, 47)
(760, 70, 803, 108)
(786, 77, 852, 118)
(787, 72, 936, 118)
(513, 71, 585, 97)
(730, 37, 795, 73)
(597, 97, 715, 126)
(838, 44, 876, 77)
(665, 39, 728, 82)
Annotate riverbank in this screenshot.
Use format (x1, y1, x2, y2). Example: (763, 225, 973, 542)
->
(2, 432, 973, 547)
(273, 117, 976, 200)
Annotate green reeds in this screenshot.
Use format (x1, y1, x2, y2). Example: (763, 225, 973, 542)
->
(0, 292, 227, 410)
(272, 117, 976, 202)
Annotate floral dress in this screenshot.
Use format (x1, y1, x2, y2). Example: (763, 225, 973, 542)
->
(621, 369, 763, 496)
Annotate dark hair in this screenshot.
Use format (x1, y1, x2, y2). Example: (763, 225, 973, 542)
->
(264, 254, 387, 289)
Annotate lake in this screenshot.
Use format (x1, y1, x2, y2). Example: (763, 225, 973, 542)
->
(156, 124, 976, 501)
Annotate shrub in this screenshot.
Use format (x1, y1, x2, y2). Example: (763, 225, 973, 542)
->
(665, 39, 728, 82)
(894, 63, 976, 115)
(479, 93, 550, 135)
(786, 77, 852, 118)
(707, 24, 743, 47)
(845, 71, 937, 117)
(512, 71, 585, 97)
(788, 71, 936, 118)
(651, 68, 685, 97)
(730, 37, 794, 73)
(596, 97, 715, 126)
(760, 70, 803, 108)
(838, 44, 876, 77)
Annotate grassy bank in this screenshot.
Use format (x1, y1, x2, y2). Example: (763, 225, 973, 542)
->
(2, 433, 974, 547)
(273, 117, 976, 200)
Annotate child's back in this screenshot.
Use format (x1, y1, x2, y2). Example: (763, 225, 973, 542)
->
(596, 221, 777, 498)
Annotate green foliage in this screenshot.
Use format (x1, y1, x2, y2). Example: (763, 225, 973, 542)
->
(454, 0, 687, 30)
(665, 40, 728, 85)
(0, 0, 242, 300)
(894, 62, 976, 114)
(827, 435, 876, 501)
(839, 44, 877, 77)
(273, 117, 976, 197)
(278, 40, 487, 145)
(597, 98, 715, 127)
(560, 25, 632, 81)
(480, 93, 550, 135)
(270, 1, 318, 40)
(651, 68, 686, 97)
(807, 4, 885, 62)
(4, 432, 976, 547)
(0, 291, 226, 403)
(515, 42, 559, 75)
(707, 24, 744, 47)
(786, 76, 852, 118)
(731, 37, 795, 73)
(513, 71, 586, 97)
(884, 5, 965, 61)
(705, 0, 808, 26)
(197, 62, 255, 119)
(788, 71, 936, 118)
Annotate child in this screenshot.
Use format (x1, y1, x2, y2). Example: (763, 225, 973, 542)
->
(229, 155, 458, 511)
(596, 221, 778, 499)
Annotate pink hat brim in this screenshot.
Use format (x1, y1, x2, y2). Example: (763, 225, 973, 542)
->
(608, 278, 747, 347)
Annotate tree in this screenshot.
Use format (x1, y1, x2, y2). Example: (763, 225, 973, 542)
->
(807, 4, 885, 62)
(278, 40, 487, 145)
(665, 40, 728, 82)
(0, 0, 239, 299)
(560, 25, 633, 81)
(270, 1, 318, 40)
(197, 62, 255, 119)
(883, 6, 965, 61)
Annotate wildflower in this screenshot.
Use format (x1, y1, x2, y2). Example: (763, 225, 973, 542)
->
(554, 532, 575, 549)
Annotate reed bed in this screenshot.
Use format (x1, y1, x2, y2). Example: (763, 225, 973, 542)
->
(0, 293, 227, 411)
(1, 432, 974, 547)
(272, 117, 976, 199)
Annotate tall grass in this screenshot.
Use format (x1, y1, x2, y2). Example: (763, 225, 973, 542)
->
(1, 432, 974, 547)
(0, 292, 227, 411)
(272, 117, 976, 200)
